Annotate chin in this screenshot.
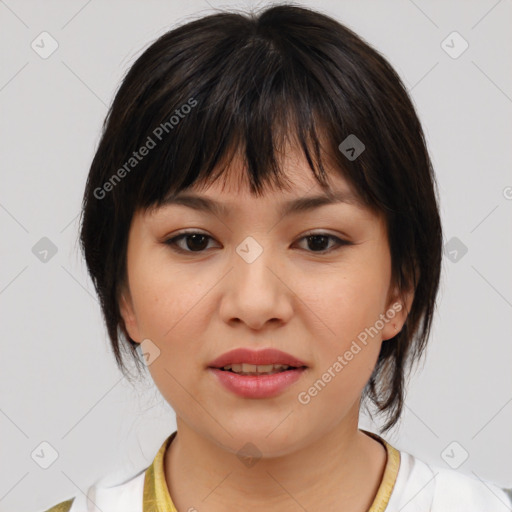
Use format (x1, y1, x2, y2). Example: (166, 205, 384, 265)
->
(213, 421, 307, 458)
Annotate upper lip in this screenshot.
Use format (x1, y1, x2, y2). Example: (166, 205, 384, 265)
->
(208, 348, 308, 369)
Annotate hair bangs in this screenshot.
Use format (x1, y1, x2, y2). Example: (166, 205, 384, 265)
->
(129, 43, 349, 212)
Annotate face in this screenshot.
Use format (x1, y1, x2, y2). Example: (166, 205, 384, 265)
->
(120, 145, 412, 457)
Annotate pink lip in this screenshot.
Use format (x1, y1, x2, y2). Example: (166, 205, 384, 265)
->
(209, 367, 307, 398)
(207, 347, 308, 369)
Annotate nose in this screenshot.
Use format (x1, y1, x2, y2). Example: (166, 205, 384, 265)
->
(218, 240, 294, 331)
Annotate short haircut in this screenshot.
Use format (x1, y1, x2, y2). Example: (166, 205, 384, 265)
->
(79, 4, 443, 433)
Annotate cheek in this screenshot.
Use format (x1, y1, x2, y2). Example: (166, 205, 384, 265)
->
(128, 248, 205, 339)
(128, 261, 210, 410)
(127, 256, 220, 398)
(298, 252, 390, 388)
(304, 258, 391, 339)
(297, 276, 385, 416)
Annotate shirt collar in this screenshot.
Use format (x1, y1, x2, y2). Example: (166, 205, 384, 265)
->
(143, 431, 178, 512)
(143, 429, 400, 512)
(362, 429, 401, 512)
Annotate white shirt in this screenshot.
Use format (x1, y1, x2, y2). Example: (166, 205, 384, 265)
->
(40, 430, 512, 512)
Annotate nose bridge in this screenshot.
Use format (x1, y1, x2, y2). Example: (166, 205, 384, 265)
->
(219, 232, 292, 328)
(233, 233, 279, 294)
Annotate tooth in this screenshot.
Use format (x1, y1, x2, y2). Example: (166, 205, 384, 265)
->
(226, 363, 295, 374)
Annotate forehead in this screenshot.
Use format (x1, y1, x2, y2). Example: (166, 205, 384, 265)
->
(156, 144, 367, 216)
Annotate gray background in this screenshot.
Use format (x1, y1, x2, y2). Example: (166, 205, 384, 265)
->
(1, 0, 511, 510)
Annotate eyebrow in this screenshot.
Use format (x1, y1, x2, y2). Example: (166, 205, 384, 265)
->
(160, 190, 362, 218)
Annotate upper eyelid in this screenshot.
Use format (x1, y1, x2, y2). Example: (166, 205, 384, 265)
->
(165, 230, 349, 251)
(167, 229, 346, 240)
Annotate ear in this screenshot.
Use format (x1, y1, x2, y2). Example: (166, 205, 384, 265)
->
(119, 284, 143, 344)
(381, 282, 415, 342)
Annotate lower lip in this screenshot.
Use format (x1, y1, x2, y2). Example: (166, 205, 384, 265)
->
(208, 367, 307, 398)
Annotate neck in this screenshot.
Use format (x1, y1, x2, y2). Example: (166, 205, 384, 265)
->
(164, 414, 387, 512)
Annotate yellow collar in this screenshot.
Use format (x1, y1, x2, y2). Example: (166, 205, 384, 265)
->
(143, 431, 178, 512)
(362, 429, 401, 512)
(143, 429, 400, 512)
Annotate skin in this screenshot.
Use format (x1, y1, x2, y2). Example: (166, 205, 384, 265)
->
(120, 145, 414, 512)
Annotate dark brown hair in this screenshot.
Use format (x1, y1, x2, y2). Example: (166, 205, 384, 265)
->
(79, 3, 442, 433)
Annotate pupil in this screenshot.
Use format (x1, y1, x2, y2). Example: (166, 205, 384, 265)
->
(308, 235, 328, 251)
(187, 234, 208, 251)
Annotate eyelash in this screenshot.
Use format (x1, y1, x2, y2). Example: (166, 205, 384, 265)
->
(163, 230, 350, 255)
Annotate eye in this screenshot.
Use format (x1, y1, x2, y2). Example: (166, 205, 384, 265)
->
(164, 230, 350, 254)
(295, 232, 350, 253)
(164, 231, 218, 253)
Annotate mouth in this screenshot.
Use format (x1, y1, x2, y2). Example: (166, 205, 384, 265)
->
(216, 363, 307, 376)
(207, 347, 309, 372)
(208, 364, 308, 398)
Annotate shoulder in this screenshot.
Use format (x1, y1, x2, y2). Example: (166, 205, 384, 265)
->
(430, 463, 512, 512)
(35, 468, 146, 512)
(388, 449, 512, 512)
